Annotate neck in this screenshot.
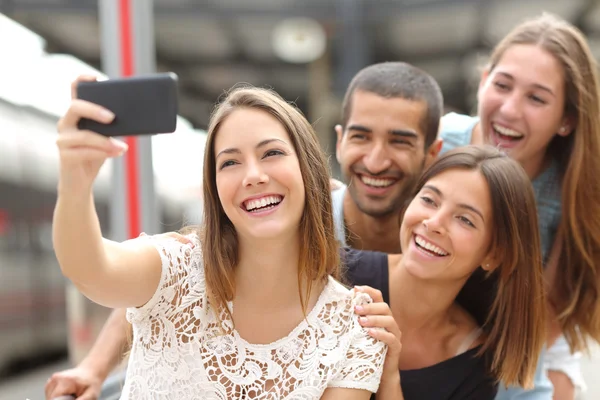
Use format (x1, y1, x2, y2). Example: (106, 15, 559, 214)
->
(235, 233, 302, 308)
(520, 152, 552, 180)
(389, 256, 467, 333)
(343, 192, 402, 253)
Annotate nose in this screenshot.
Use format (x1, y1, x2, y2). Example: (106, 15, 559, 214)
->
(499, 92, 523, 120)
(423, 214, 446, 235)
(242, 160, 269, 187)
(363, 142, 392, 174)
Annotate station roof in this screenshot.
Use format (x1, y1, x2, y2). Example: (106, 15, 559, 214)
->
(3, 0, 599, 128)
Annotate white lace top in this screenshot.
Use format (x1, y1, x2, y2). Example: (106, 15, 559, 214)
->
(122, 236, 387, 400)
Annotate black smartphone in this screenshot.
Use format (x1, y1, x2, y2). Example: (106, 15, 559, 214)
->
(76, 73, 179, 137)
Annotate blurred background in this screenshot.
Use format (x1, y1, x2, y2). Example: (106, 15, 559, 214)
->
(0, 0, 598, 399)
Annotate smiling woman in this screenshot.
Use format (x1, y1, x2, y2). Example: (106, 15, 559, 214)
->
(440, 13, 600, 398)
(342, 145, 547, 400)
(52, 80, 387, 399)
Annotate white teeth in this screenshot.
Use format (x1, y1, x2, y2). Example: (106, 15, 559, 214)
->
(244, 195, 282, 211)
(493, 124, 524, 138)
(360, 176, 395, 188)
(415, 235, 448, 256)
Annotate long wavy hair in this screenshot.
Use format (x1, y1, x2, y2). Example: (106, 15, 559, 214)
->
(415, 145, 546, 388)
(488, 13, 600, 351)
(199, 86, 340, 327)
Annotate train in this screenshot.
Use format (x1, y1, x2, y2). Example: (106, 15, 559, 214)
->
(0, 17, 206, 375)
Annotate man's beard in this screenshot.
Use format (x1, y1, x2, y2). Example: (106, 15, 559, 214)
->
(346, 160, 425, 218)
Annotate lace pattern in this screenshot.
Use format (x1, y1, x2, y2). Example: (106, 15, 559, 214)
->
(122, 235, 387, 399)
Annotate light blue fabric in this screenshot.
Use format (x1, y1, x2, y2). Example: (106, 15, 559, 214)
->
(495, 351, 553, 399)
(440, 112, 554, 399)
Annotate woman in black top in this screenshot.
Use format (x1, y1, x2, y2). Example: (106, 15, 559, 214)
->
(346, 146, 547, 400)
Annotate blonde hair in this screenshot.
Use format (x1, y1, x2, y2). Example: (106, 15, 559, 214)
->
(199, 86, 340, 328)
(488, 13, 600, 352)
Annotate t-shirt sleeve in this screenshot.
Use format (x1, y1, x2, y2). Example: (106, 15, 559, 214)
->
(328, 293, 388, 393)
(439, 112, 479, 154)
(126, 234, 199, 324)
(342, 248, 390, 304)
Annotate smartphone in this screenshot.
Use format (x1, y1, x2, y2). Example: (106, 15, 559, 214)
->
(76, 73, 179, 137)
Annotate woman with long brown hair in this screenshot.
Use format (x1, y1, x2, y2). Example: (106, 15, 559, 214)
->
(440, 13, 600, 399)
(52, 80, 387, 399)
(348, 145, 546, 399)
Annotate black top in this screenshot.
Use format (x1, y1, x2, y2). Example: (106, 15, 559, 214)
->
(341, 248, 498, 400)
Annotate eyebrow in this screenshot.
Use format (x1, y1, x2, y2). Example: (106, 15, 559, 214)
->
(347, 124, 419, 140)
(216, 138, 288, 159)
(496, 72, 556, 97)
(422, 184, 485, 222)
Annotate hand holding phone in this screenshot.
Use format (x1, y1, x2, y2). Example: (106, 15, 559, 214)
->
(76, 73, 179, 137)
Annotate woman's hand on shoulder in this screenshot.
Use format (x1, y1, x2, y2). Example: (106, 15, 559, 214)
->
(56, 75, 128, 194)
(353, 286, 402, 378)
(139, 231, 195, 246)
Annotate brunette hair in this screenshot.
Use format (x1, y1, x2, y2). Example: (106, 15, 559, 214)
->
(488, 13, 600, 351)
(341, 62, 443, 148)
(199, 86, 340, 327)
(415, 145, 546, 388)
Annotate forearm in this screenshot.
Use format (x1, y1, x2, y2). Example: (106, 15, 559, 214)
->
(78, 308, 132, 380)
(376, 373, 404, 400)
(53, 189, 110, 284)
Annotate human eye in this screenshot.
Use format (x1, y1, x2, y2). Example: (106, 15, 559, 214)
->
(420, 196, 436, 206)
(219, 160, 237, 170)
(493, 81, 510, 91)
(458, 215, 475, 228)
(392, 139, 412, 146)
(529, 94, 547, 105)
(350, 133, 366, 140)
(263, 149, 286, 158)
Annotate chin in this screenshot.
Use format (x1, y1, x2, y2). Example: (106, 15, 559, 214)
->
(403, 258, 440, 280)
(245, 224, 297, 241)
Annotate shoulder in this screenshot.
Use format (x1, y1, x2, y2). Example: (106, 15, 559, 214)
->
(126, 233, 204, 323)
(321, 277, 370, 315)
(322, 279, 388, 392)
(439, 112, 479, 154)
(319, 277, 380, 332)
(341, 248, 389, 296)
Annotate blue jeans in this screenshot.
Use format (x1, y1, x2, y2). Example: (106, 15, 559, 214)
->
(495, 349, 553, 399)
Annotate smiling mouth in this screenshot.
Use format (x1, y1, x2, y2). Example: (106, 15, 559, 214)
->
(492, 123, 524, 142)
(414, 234, 449, 257)
(359, 175, 397, 188)
(243, 195, 283, 213)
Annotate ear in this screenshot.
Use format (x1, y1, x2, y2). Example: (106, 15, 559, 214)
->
(424, 139, 443, 167)
(481, 254, 499, 272)
(558, 115, 576, 137)
(335, 124, 344, 164)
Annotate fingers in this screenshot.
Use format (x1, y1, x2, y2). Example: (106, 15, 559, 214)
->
(366, 328, 402, 355)
(354, 285, 384, 303)
(358, 314, 398, 333)
(330, 178, 344, 190)
(57, 129, 125, 153)
(355, 301, 403, 356)
(140, 232, 194, 246)
(46, 376, 77, 400)
(71, 75, 99, 99)
(354, 302, 391, 317)
(45, 376, 57, 399)
(76, 387, 100, 400)
(58, 99, 115, 134)
(163, 232, 193, 245)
